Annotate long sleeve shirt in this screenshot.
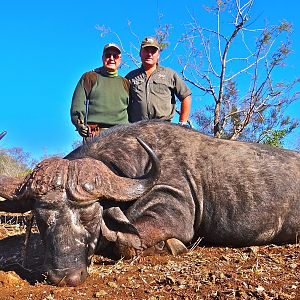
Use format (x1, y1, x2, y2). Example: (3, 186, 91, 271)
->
(71, 67, 129, 127)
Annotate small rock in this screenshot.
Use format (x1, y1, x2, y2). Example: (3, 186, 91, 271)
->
(94, 290, 108, 297)
(256, 285, 265, 292)
(107, 281, 118, 288)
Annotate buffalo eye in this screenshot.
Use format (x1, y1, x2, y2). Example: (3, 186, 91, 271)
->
(79, 204, 102, 232)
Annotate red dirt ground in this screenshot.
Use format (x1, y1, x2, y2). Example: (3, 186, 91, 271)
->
(0, 223, 299, 299)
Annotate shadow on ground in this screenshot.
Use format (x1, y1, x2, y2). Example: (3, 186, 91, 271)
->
(0, 233, 44, 284)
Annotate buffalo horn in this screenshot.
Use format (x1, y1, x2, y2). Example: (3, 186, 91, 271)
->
(0, 138, 160, 208)
(66, 138, 160, 202)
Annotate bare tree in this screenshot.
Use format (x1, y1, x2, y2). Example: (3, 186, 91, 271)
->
(177, 0, 299, 142)
(96, 0, 299, 144)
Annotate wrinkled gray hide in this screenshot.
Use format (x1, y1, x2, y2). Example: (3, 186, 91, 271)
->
(67, 121, 299, 250)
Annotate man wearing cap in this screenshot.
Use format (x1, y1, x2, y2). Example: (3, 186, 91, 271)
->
(71, 43, 129, 141)
(125, 36, 192, 125)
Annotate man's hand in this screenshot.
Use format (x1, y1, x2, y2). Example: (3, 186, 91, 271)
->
(76, 119, 90, 137)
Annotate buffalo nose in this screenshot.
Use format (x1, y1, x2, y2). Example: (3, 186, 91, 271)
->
(47, 267, 88, 287)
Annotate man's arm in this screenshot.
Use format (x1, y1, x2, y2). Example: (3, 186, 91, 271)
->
(179, 95, 192, 124)
(71, 79, 86, 127)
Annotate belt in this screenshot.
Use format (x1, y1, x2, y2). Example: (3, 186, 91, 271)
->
(88, 123, 114, 131)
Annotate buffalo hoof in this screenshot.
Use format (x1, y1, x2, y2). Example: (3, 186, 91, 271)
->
(166, 238, 188, 256)
(141, 239, 188, 256)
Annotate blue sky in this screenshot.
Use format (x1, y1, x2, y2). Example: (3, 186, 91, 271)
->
(1, 0, 299, 161)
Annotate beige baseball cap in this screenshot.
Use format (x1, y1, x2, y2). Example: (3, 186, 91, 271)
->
(103, 43, 121, 54)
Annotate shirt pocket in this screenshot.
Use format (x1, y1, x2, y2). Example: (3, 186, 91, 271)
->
(131, 79, 144, 94)
(150, 79, 171, 96)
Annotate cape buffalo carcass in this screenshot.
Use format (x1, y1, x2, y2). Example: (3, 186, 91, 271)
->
(0, 120, 299, 286)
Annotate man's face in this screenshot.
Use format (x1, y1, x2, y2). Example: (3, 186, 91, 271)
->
(102, 48, 121, 72)
(140, 46, 160, 67)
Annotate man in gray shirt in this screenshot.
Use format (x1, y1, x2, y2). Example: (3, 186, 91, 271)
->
(126, 36, 192, 125)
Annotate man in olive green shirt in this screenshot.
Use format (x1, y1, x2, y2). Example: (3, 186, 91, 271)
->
(71, 43, 129, 140)
(125, 36, 192, 125)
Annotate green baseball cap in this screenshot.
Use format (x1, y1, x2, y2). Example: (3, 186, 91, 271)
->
(140, 36, 160, 50)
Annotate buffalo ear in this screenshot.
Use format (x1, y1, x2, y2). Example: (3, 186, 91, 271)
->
(0, 175, 25, 200)
(100, 207, 142, 250)
(0, 175, 34, 213)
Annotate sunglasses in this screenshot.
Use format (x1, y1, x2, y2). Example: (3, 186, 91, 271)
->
(104, 52, 121, 59)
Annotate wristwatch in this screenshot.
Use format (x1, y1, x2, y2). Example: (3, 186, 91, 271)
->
(178, 121, 187, 126)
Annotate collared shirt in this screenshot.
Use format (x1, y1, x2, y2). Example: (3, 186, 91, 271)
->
(125, 65, 192, 122)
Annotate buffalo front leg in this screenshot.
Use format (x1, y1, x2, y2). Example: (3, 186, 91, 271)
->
(124, 188, 195, 257)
